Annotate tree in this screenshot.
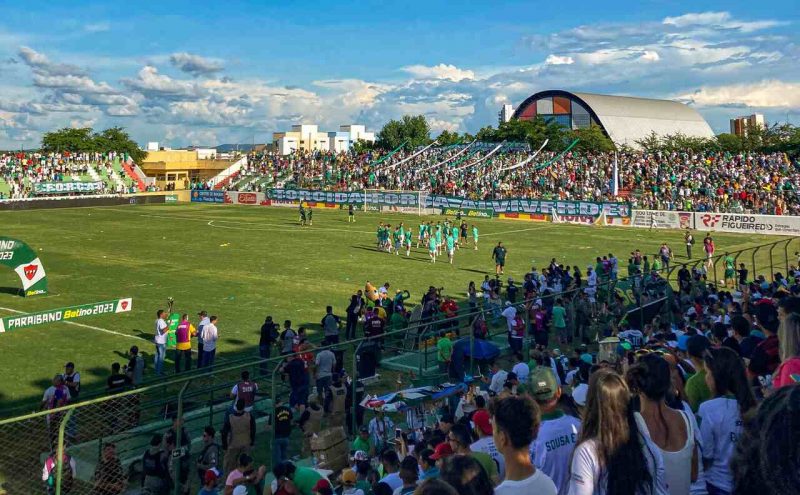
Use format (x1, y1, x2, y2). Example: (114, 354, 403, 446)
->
(40, 126, 146, 163)
(715, 133, 744, 154)
(351, 139, 376, 154)
(376, 115, 431, 150)
(436, 129, 461, 146)
(569, 126, 616, 153)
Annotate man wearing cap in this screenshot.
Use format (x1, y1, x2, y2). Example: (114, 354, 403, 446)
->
(429, 441, 454, 471)
(198, 467, 220, 495)
(197, 311, 209, 368)
(471, 409, 506, 479)
(527, 368, 580, 495)
(352, 421, 373, 453)
(341, 468, 365, 495)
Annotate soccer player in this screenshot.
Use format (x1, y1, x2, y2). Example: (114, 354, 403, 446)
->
(446, 233, 456, 264)
(376, 223, 383, 250)
(451, 225, 459, 250)
(428, 235, 437, 263)
(723, 252, 736, 288)
(393, 226, 402, 255)
(472, 225, 479, 250)
(348, 204, 355, 223)
(405, 228, 413, 257)
(299, 204, 306, 226)
(417, 223, 426, 249)
(460, 221, 468, 245)
(435, 224, 443, 255)
(307, 207, 313, 226)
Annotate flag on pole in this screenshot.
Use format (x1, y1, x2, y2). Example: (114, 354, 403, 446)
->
(612, 152, 619, 197)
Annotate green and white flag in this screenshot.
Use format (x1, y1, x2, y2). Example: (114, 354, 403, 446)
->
(0, 237, 48, 297)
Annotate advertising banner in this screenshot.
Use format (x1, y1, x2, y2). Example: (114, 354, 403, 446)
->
(266, 188, 631, 218)
(190, 190, 225, 203)
(630, 210, 693, 230)
(0, 237, 48, 297)
(694, 212, 800, 236)
(165, 194, 179, 203)
(224, 191, 266, 205)
(34, 181, 104, 195)
(0, 297, 132, 333)
(441, 207, 494, 218)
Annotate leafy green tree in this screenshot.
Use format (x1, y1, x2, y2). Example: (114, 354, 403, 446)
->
(569, 126, 616, 153)
(436, 129, 461, 146)
(351, 139, 376, 154)
(715, 133, 744, 153)
(41, 126, 145, 162)
(376, 115, 431, 150)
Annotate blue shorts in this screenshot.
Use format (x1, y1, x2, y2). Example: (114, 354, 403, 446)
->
(290, 385, 309, 408)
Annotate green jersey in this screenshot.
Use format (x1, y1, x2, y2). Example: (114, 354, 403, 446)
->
(446, 235, 455, 250)
(451, 227, 458, 239)
(472, 227, 479, 239)
(393, 230, 401, 243)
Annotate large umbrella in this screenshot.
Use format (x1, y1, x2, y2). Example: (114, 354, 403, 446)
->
(459, 338, 500, 360)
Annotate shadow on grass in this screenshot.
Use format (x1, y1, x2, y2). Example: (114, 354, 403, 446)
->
(0, 286, 22, 297)
(458, 268, 490, 275)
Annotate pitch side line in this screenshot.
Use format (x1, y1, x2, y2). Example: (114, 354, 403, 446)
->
(0, 306, 144, 341)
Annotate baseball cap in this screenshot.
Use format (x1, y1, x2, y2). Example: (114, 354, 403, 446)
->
(359, 425, 369, 433)
(342, 469, 357, 485)
(429, 441, 454, 460)
(353, 450, 369, 462)
(530, 368, 559, 401)
(580, 353, 593, 365)
(204, 468, 220, 484)
(472, 410, 492, 435)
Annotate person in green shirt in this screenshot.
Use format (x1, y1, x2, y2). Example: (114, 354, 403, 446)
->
(437, 336, 453, 374)
(446, 234, 456, 264)
(447, 424, 499, 485)
(273, 461, 322, 495)
(723, 253, 736, 288)
(551, 299, 568, 345)
(684, 335, 712, 412)
(472, 225, 479, 250)
(643, 255, 650, 273)
(351, 426, 374, 456)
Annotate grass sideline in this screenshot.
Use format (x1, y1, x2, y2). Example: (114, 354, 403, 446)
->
(0, 202, 785, 410)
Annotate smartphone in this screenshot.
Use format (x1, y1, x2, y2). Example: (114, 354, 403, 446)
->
(395, 428, 402, 439)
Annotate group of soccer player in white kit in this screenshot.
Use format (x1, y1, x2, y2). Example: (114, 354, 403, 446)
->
(375, 218, 479, 264)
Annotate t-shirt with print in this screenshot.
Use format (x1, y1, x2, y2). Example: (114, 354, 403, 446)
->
(530, 411, 581, 495)
(697, 396, 743, 493)
(495, 469, 556, 495)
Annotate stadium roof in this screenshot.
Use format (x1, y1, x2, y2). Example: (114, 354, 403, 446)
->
(512, 90, 715, 148)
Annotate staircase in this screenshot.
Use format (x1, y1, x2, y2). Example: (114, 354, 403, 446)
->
(121, 161, 146, 192)
(86, 164, 103, 183)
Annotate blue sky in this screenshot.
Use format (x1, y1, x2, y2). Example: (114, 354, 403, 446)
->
(0, 0, 798, 148)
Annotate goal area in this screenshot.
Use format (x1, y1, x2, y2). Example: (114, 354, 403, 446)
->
(363, 189, 436, 216)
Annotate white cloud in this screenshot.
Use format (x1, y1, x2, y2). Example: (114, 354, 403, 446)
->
(122, 66, 204, 99)
(169, 52, 224, 77)
(640, 50, 660, 62)
(545, 55, 574, 65)
(84, 22, 111, 33)
(662, 11, 784, 33)
(402, 64, 475, 82)
(18, 46, 86, 76)
(675, 80, 800, 108)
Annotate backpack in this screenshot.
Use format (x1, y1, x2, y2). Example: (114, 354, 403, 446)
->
(45, 454, 73, 492)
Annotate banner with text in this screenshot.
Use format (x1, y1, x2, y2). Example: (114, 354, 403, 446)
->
(630, 210, 694, 230)
(266, 189, 631, 218)
(34, 181, 104, 195)
(0, 298, 132, 333)
(190, 190, 225, 203)
(0, 237, 48, 297)
(693, 212, 800, 236)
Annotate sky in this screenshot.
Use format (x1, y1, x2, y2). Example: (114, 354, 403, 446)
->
(0, 0, 798, 148)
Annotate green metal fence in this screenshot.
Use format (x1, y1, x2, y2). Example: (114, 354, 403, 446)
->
(0, 238, 795, 495)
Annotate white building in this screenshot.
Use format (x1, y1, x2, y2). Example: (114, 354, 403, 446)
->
(730, 114, 766, 137)
(273, 123, 375, 155)
(499, 104, 514, 124)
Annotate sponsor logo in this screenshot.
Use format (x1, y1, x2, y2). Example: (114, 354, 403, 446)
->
(237, 193, 257, 204)
(23, 263, 37, 280)
(165, 194, 179, 203)
(25, 289, 46, 297)
(702, 214, 722, 227)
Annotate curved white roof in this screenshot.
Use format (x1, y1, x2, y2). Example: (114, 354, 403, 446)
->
(514, 90, 715, 148)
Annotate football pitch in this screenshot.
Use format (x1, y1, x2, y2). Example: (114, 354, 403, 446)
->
(0, 203, 783, 411)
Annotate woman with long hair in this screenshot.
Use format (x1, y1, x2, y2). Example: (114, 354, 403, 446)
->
(627, 354, 699, 495)
(568, 369, 666, 495)
(699, 347, 756, 495)
(773, 312, 800, 389)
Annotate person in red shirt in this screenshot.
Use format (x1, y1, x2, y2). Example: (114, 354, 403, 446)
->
(774, 312, 800, 389)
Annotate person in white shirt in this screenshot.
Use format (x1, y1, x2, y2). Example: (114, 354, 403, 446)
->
(626, 354, 699, 495)
(698, 347, 756, 495)
(528, 368, 581, 495)
(490, 395, 557, 495)
(201, 316, 219, 368)
(470, 409, 506, 479)
(485, 361, 509, 395)
(567, 369, 667, 495)
(511, 353, 529, 384)
(154, 310, 168, 376)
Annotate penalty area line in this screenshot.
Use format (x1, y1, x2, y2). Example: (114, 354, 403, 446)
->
(0, 306, 144, 341)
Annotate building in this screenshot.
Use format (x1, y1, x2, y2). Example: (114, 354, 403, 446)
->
(730, 114, 765, 137)
(272, 124, 375, 155)
(140, 149, 236, 189)
(510, 90, 715, 148)
(499, 104, 514, 124)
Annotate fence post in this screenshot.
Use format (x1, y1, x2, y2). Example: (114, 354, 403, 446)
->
(173, 381, 189, 495)
(55, 409, 74, 495)
(769, 242, 776, 282)
(351, 340, 359, 439)
(751, 246, 760, 284)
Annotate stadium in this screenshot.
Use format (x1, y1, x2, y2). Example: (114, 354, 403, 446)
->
(1, 7, 800, 495)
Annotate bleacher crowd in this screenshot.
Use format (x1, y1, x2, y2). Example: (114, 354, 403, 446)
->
(226, 146, 799, 215)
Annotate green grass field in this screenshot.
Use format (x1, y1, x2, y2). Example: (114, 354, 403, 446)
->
(0, 203, 789, 411)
